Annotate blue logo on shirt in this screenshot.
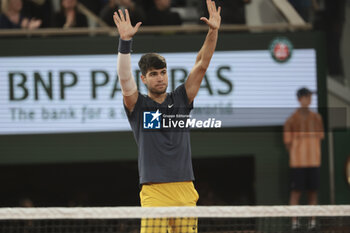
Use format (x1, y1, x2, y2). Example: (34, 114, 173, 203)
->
(143, 109, 162, 129)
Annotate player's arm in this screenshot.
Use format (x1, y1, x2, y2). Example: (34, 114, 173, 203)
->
(317, 114, 325, 140)
(285, 143, 291, 153)
(185, 0, 221, 104)
(283, 119, 293, 152)
(114, 9, 142, 113)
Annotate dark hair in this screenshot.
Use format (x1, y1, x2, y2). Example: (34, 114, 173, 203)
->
(296, 87, 313, 98)
(138, 53, 167, 76)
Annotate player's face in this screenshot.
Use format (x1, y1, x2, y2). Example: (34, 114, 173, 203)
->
(298, 95, 312, 108)
(142, 68, 168, 95)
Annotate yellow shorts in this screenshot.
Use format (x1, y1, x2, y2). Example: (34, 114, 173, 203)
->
(140, 181, 199, 233)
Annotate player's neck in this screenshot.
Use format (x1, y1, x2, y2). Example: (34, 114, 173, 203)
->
(148, 92, 167, 104)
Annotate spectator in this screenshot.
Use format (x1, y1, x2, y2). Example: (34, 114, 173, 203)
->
(199, 0, 251, 24)
(19, 197, 34, 207)
(52, 0, 88, 28)
(100, 0, 144, 26)
(18, 198, 35, 230)
(136, 0, 154, 13)
(0, 0, 42, 29)
(324, 0, 346, 83)
(67, 192, 90, 207)
(283, 87, 324, 230)
(22, 0, 53, 28)
(288, 0, 313, 22)
(144, 0, 182, 26)
(171, 0, 186, 7)
(78, 0, 105, 15)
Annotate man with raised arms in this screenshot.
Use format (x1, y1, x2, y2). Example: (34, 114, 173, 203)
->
(114, 1, 221, 232)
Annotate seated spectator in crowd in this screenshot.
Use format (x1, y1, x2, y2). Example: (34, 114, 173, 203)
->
(288, 0, 313, 22)
(324, 0, 346, 83)
(136, 0, 154, 13)
(171, 0, 185, 7)
(0, 0, 42, 29)
(199, 0, 250, 24)
(19, 197, 34, 207)
(18, 197, 35, 228)
(22, 0, 53, 28)
(52, 0, 88, 28)
(144, 0, 182, 26)
(78, 0, 105, 15)
(100, 0, 144, 26)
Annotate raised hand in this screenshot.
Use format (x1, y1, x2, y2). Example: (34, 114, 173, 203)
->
(200, 0, 221, 30)
(113, 9, 142, 40)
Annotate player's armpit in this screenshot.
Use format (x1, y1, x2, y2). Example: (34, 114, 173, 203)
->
(123, 91, 139, 113)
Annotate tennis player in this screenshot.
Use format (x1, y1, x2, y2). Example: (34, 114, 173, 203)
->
(114, 0, 221, 232)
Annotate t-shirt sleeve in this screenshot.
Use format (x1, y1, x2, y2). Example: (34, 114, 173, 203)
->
(172, 83, 193, 110)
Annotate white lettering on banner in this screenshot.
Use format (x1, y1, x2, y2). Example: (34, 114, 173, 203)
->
(0, 50, 317, 135)
(162, 118, 222, 129)
(186, 119, 196, 128)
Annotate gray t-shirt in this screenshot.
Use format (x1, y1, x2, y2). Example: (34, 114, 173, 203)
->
(124, 84, 195, 184)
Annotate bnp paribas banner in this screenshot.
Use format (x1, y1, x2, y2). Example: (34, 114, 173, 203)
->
(0, 49, 317, 135)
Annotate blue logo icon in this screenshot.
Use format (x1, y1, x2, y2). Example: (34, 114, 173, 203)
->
(143, 109, 162, 129)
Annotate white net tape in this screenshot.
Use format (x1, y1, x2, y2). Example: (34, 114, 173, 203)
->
(0, 205, 350, 220)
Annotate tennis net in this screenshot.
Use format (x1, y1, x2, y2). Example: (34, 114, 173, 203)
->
(0, 205, 349, 233)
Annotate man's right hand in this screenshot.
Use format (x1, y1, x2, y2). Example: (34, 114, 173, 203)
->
(113, 9, 142, 41)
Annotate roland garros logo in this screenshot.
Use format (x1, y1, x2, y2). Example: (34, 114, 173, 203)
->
(269, 37, 293, 63)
